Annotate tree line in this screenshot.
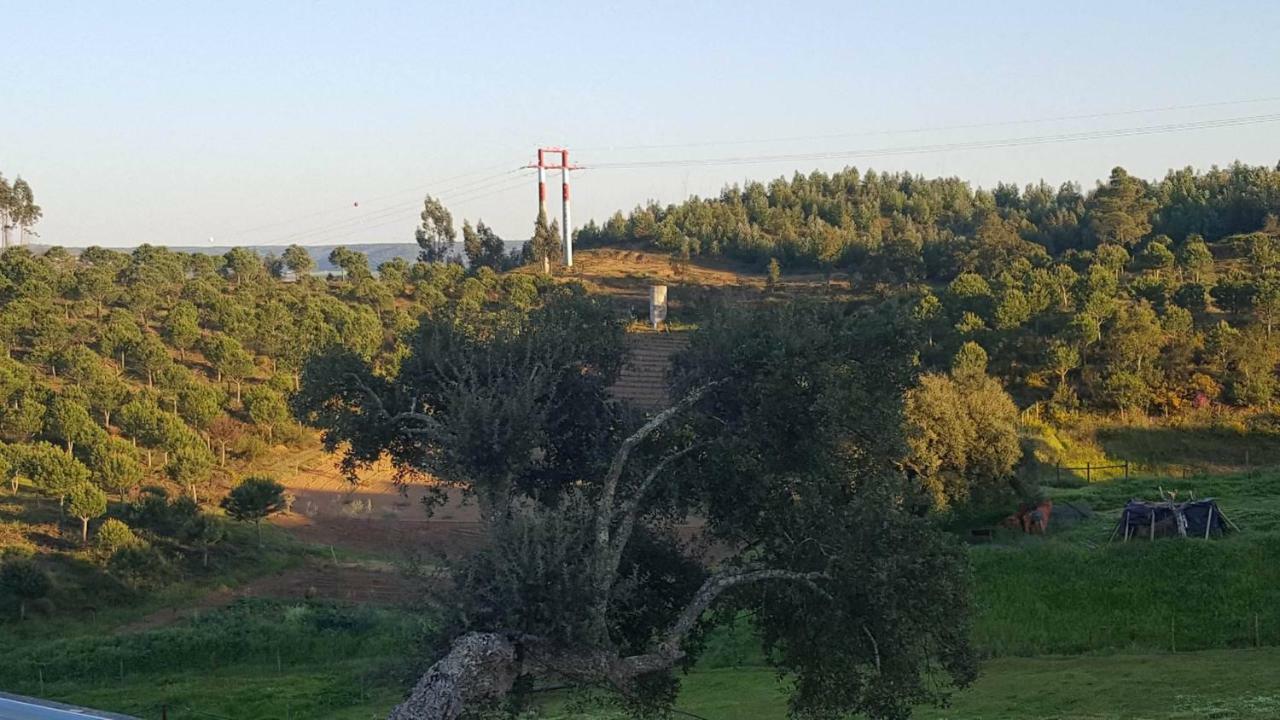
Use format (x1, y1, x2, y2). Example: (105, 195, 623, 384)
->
(578, 163, 1280, 418)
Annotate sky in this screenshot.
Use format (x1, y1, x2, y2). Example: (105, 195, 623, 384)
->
(4, 1, 1280, 248)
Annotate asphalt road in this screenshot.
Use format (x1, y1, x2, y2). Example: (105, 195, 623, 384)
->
(0, 693, 140, 720)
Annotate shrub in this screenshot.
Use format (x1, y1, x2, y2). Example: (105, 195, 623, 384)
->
(94, 518, 141, 555)
(0, 558, 52, 620)
(107, 545, 169, 589)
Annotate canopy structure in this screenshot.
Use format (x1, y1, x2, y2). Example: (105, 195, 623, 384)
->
(1111, 498, 1236, 541)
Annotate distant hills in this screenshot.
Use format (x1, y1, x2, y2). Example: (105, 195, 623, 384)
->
(26, 240, 529, 272)
(169, 243, 417, 272)
(169, 241, 525, 272)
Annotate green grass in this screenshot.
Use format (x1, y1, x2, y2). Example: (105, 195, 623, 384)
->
(969, 470, 1280, 656)
(0, 518, 313, 644)
(621, 648, 1280, 720)
(539, 648, 1280, 720)
(0, 599, 428, 720)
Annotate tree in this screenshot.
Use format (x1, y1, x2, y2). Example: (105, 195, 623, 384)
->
(163, 301, 201, 360)
(903, 371, 1022, 509)
(99, 309, 144, 371)
(222, 247, 265, 286)
(416, 195, 457, 263)
(166, 441, 214, 503)
(18, 442, 91, 513)
(94, 518, 140, 554)
(206, 415, 241, 467)
(43, 395, 100, 454)
(83, 369, 129, 428)
(1087, 167, 1155, 247)
(300, 293, 975, 720)
(90, 441, 145, 500)
(243, 385, 289, 442)
(67, 482, 107, 544)
(0, 444, 13, 494)
(462, 219, 507, 271)
(0, 559, 50, 620)
(199, 334, 254, 401)
(282, 244, 315, 277)
(220, 475, 286, 545)
(951, 341, 989, 380)
(522, 208, 562, 271)
(130, 332, 172, 387)
(177, 381, 225, 432)
(328, 246, 371, 281)
(1177, 235, 1215, 283)
(180, 513, 225, 567)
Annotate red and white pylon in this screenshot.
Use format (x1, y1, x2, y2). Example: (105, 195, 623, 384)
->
(527, 147, 579, 267)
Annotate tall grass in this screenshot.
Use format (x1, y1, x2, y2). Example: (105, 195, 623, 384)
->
(0, 599, 431, 691)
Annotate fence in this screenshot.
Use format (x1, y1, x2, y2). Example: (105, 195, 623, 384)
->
(1050, 461, 1130, 485)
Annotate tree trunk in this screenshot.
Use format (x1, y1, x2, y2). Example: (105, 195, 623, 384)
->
(81, 516, 89, 544)
(234, 380, 242, 404)
(387, 633, 520, 720)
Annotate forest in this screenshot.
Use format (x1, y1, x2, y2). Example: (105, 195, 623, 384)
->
(577, 163, 1280, 418)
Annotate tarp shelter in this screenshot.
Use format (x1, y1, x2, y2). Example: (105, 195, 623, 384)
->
(1112, 498, 1235, 541)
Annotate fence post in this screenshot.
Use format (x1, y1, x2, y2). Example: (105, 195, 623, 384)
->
(1124, 461, 1130, 480)
(1055, 462, 1061, 485)
(1086, 462, 1091, 484)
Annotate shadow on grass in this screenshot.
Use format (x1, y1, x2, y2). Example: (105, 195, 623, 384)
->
(1096, 425, 1280, 471)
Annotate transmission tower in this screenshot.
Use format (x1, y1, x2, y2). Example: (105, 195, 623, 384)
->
(526, 148, 580, 267)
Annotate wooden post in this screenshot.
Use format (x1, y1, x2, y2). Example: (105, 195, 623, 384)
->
(1086, 462, 1092, 484)
(1124, 461, 1130, 480)
(1150, 511, 1156, 540)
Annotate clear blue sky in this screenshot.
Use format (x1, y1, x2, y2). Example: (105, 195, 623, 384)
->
(4, 1, 1280, 248)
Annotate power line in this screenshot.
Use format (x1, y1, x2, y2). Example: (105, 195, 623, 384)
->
(248, 169, 529, 247)
(223, 162, 520, 242)
(583, 112, 1280, 171)
(258, 173, 532, 247)
(577, 94, 1280, 153)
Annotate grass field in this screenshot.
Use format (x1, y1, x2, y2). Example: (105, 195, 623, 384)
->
(4, 465, 1280, 719)
(540, 648, 1280, 720)
(0, 599, 426, 720)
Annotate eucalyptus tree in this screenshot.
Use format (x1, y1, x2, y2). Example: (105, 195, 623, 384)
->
(415, 195, 456, 263)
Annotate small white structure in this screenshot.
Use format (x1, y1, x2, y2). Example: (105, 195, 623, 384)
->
(650, 285, 667, 329)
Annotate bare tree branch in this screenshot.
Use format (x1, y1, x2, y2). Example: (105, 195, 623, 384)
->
(605, 440, 709, 580)
(589, 381, 721, 638)
(659, 566, 829, 656)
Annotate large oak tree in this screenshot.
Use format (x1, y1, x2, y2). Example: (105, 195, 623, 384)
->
(297, 286, 975, 720)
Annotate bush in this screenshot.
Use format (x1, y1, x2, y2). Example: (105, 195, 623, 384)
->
(0, 558, 52, 620)
(234, 435, 270, 462)
(94, 518, 141, 555)
(107, 545, 169, 589)
(125, 486, 198, 537)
